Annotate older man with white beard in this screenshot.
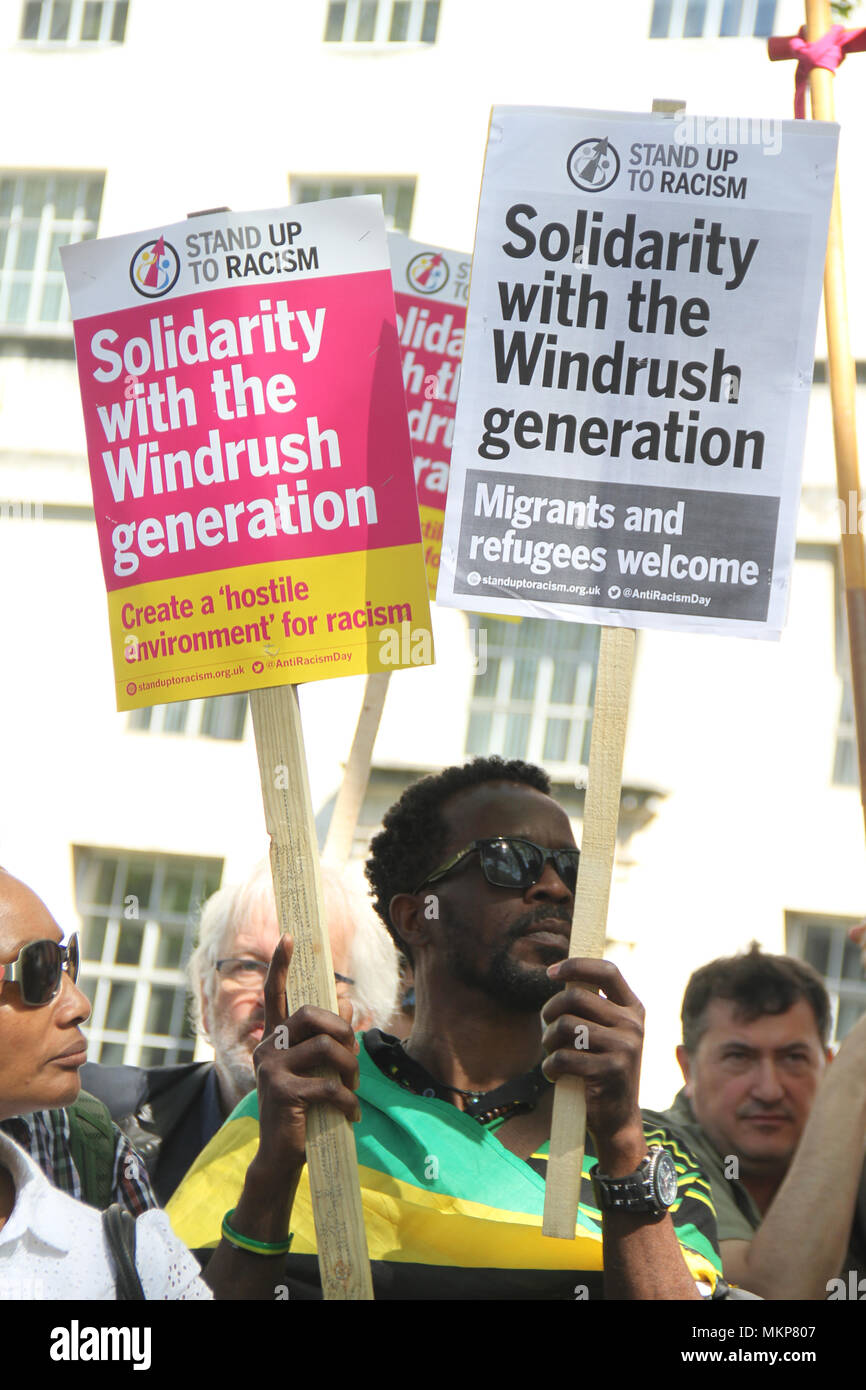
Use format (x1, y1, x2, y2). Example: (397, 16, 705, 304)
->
(82, 861, 399, 1203)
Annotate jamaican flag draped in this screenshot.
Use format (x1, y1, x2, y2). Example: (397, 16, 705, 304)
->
(167, 1037, 722, 1299)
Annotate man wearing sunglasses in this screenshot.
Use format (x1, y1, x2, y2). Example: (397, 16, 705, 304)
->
(0, 868, 209, 1298)
(169, 757, 721, 1299)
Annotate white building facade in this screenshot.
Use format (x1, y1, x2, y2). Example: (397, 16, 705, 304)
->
(0, 0, 863, 1103)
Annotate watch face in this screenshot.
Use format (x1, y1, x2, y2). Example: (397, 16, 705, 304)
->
(653, 1150, 679, 1208)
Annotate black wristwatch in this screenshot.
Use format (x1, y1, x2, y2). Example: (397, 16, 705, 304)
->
(591, 1146, 678, 1217)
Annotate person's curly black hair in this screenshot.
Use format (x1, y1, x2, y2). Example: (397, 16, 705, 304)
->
(364, 756, 551, 959)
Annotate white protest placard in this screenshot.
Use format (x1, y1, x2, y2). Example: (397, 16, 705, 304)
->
(437, 107, 838, 639)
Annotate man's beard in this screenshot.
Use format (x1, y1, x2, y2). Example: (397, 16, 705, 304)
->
(210, 1016, 258, 1107)
(440, 906, 570, 1011)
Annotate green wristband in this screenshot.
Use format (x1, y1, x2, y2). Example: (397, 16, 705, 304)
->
(221, 1208, 294, 1257)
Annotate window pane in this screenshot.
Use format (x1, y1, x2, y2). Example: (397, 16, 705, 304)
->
(473, 656, 500, 699)
(106, 981, 135, 1029)
(325, 2, 346, 39)
(39, 279, 65, 321)
(503, 712, 529, 758)
(14, 228, 39, 271)
(84, 176, 104, 223)
(465, 710, 491, 754)
(649, 0, 672, 36)
(162, 866, 196, 914)
(754, 0, 776, 36)
(47, 230, 68, 271)
(163, 701, 190, 733)
(393, 183, 414, 232)
(201, 694, 247, 740)
(550, 658, 577, 706)
(156, 928, 186, 970)
(110, 0, 128, 41)
(720, 0, 742, 35)
(8, 281, 31, 323)
(82, 2, 103, 40)
(146, 986, 177, 1035)
(49, 0, 72, 40)
(0, 229, 7, 266)
(356, 1, 377, 39)
(128, 707, 152, 731)
(91, 856, 118, 906)
(543, 718, 570, 763)
(683, 0, 706, 37)
(99, 1042, 126, 1064)
(82, 915, 107, 960)
(125, 863, 154, 912)
(803, 926, 832, 977)
(421, 0, 440, 42)
(0, 180, 14, 217)
(21, 2, 42, 39)
(53, 177, 78, 219)
(21, 177, 47, 218)
(115, 923, 144, 965)
(510, 657, 537, 702)
(390, 1, 409, 40)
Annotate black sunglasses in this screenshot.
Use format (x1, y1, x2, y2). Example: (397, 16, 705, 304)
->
(413, 838, 580, 895)
(0, 934, 80, 1008)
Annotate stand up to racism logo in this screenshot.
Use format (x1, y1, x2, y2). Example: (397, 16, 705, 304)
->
(566, 137, 621, 192)
(129, 236, 181, 298)
(406, 250, 450, 295)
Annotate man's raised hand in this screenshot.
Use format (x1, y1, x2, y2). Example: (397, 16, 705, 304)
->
(252, 934, 361, 1183)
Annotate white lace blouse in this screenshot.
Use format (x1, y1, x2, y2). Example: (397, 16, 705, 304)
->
(0, 1131, 211, 1300)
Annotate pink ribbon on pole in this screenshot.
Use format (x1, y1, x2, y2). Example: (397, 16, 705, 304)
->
(768, 24, 866, 119)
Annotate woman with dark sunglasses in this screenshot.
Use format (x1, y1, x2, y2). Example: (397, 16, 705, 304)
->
(0, 868, 211, 1299)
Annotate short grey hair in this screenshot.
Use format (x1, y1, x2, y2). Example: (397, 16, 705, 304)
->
(187, 860, 398, 1037)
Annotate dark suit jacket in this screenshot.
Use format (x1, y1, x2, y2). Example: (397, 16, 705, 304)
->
(80, 1060, 224, 1206)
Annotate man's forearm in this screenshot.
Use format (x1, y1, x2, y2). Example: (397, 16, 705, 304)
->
(204, 1157, 301, 1300)
(728, 1022, 866, 1300)
(602, 1211, 702, 1299)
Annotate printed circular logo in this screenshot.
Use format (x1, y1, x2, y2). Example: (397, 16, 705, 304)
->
(406, 251, 449, 295)
(129, 236, 180, 298)
(566, 138, 620, 193)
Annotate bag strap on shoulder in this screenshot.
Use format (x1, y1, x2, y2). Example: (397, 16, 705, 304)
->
(102, 1203, 145, 1301)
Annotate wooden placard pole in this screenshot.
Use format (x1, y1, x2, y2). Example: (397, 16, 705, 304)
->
(541, 97, 681, 1240)
(803, 0, 866, 838)
(183, 209, 373, 1298)
(250, 685, 375, 1299)
(322, 673, 391, 869)
(541, 627, 635, 1237)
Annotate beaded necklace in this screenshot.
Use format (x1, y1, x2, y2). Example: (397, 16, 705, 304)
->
(364, 1028, 551, 1127)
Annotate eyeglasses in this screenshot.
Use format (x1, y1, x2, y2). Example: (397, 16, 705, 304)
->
(216, 958, 354, 988)
(413, 838, 580, 895)
(0, 934, 80, 1008)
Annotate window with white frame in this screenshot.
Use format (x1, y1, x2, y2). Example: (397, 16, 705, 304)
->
(649, 0, 776, 37)
(128, 694, 248, 742)
(290, 176, 416, 234)
(0, 172, 103, 330)
(75, 848, 223, 1066)
(19, 0, 129, 43)
(786, 912, 866, 1046)
(325, 0, 440, 43)
(464, 617, 600, 770)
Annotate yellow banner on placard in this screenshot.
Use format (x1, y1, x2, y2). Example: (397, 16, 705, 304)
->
(111, 545, 433, 710)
